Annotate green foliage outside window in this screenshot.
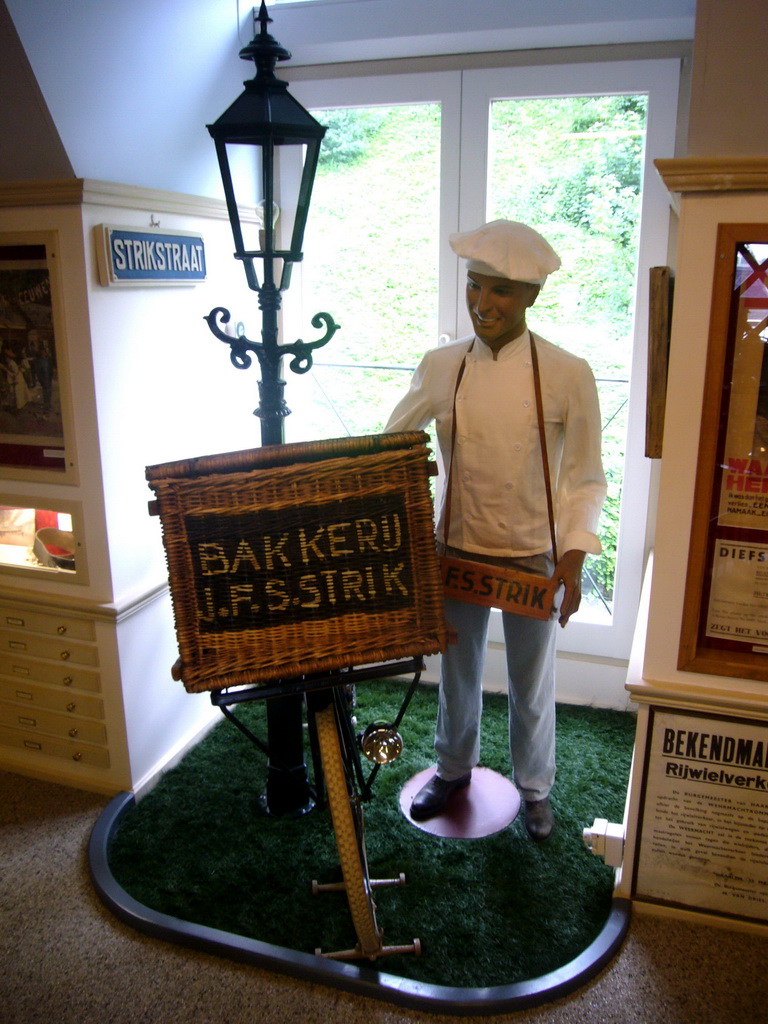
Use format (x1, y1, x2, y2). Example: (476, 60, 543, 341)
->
(300, 95, 648, 613)
(490, 94, 647, 611)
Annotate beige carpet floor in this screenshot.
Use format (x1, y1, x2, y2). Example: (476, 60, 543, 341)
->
(1, 767, 766, 1024)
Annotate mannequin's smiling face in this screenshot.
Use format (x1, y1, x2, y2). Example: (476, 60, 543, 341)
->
(466, 272, 540, 354)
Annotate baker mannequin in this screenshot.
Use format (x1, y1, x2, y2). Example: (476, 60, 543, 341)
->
(385, 220, 606, 840)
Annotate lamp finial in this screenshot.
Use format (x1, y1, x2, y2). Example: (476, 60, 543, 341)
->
(240, 1, 291, 71)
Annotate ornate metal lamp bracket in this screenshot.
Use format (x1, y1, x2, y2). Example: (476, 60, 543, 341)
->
(204, 306, 340, 375)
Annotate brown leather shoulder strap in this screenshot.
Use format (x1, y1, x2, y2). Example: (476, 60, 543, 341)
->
(442, 348, 469, 542)
(529, 334, 558, 564)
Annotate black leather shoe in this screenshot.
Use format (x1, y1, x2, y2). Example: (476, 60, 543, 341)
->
(524, 797, 554, 841)
(410, 772, 472, 821)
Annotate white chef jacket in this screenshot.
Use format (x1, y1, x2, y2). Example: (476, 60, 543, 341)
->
(385, 331, 607, 559)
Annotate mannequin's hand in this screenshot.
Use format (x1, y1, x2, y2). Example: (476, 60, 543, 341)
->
(555, 549, 586, 627)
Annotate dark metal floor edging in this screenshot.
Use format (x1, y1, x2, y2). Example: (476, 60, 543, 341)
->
(89, 791, 631, 1017)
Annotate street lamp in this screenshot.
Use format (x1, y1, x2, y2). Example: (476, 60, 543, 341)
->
(204, 1, 339, 815)
(205, 0, 339, 443)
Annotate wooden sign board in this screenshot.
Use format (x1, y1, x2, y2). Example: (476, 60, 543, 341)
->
(440, 555, 556, 620)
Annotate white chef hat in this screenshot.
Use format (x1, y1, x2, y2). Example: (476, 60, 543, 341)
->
(449, 219, 561, 286)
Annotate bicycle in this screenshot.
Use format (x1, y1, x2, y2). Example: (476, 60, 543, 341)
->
(211, 656, 423, 961)
(147, 431, 448, 960)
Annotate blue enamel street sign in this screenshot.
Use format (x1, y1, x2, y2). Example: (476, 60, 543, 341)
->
(97, 225, 206, 286)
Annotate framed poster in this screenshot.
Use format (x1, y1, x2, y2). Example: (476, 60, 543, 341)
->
(633, 706, 768, 925)
(0, 231, 75, 481)
(679, 224, 768, 679)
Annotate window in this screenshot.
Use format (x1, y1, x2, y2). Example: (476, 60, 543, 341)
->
(284, 59, 679, 668)
(285, 101, 442, 439)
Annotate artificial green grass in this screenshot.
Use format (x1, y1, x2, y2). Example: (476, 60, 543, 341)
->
(107, 679, 635, 988)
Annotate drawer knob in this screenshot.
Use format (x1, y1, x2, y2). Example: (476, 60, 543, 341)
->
(60, 650, 71, 661)
(68, 728, 79, 738)
(57, 625, 68, 635)
(62, 676, 73, 687)
(66, 703, 77, 713)
(72, 752, 83, 761)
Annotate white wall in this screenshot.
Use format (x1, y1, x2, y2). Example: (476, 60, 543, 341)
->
(4, 0, 250, 196)
(271, 0, 695, 65)
(687, 0, 768, 158)
(81, 197, 260, 602)
(0, 189, 260, 606)
(4, 0, 695, 197)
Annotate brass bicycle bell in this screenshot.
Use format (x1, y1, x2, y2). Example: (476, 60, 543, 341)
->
(359, 721, 403, 764)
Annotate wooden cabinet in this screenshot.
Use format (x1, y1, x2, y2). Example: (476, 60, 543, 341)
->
(0, 599, 111, 776)
(0, 581, 218, 795)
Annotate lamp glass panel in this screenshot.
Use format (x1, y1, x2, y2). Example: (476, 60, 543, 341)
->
(220, 142, 263, 255)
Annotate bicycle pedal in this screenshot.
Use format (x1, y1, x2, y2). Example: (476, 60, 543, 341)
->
(370, 872, 406, 889)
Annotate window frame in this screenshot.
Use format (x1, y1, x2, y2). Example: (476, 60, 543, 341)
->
(285, 56, 681, 669)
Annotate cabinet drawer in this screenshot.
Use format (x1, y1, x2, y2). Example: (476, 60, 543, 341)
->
(0, 629, 99, 667)
(0, 677, 104, 719)
(0, 700, 107, 744)
(0, 652, 101, 692)
(0, 605, 95, 642)
(0, 723, 110, 769)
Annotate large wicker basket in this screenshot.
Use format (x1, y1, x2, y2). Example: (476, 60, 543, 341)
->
(146, 432, 448, 693)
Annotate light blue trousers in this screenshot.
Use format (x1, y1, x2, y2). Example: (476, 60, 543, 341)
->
(434, 592, 558, 803)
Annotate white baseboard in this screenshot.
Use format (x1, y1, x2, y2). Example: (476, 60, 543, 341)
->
(421, 648, 633, 712)
(131, 712, 221, 800)
(130, 647, 634, 798)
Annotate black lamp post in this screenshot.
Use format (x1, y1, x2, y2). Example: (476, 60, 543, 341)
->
(205, 0, 339, 442)
(204, 1, 339, 816)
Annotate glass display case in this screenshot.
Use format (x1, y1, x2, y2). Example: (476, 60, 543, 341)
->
(679, 223, 768, 680)
(0, 500, 86, 583)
